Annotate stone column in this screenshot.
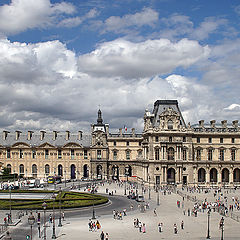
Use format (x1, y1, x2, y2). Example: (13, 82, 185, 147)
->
(206, 169, 210, 184)
(217, 168, 222, 185)
(229, 168, 233, 184)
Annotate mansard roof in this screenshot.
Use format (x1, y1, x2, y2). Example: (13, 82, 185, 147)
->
(0, 132, 91, 148)
(152, 100, 186, 128)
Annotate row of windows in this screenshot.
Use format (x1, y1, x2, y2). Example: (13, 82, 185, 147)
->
(113, 141, 141, 147)
(112, 150, 143, 160)
(197, 137, 236, 144)
(154, 148, 237, 161)
(6, 149, 89, 159)
(154, 136, 186, 142)
(154, 148, 187, 161)
(196, 149, 236, 161)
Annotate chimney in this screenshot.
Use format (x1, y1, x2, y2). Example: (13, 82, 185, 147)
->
(78, 131, 82, 140)
(66, 131, 70, 141)
(199, 120, 204, 128)
(221, 120, 227, 128)
(27, 131, 33, 140)
(40, 131, 45, 141)
(119, 128, 122, 136)
(3, 131, 9, 140)
(15, 131, 21, 140)
(132, 128, 135, 137)
(232, 120, 238, 128)
(53, 131, 58, 140)
(210, 120, 216, 128)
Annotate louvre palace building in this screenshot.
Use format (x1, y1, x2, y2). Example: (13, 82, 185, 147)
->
(1, 100, 240, 187)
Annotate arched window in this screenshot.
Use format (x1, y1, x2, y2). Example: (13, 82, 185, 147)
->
(168, 147, 175, 161)
(32, 164, 37, 177)
(19, 164, 24, 174)
(7, 164, 12, 174)
(45, 164, 50, 176)
(168, 120, 173, 130)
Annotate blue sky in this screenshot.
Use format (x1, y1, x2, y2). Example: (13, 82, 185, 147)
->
(0, 0, 240, 132)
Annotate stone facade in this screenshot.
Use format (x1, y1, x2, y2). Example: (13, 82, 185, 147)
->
(1, 100, 240, 187)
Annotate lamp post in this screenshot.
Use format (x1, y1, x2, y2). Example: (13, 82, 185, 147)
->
(140, 180, 144, 213)
(28, 212, 35, 240)
(64, 170, 66, 187)
(77, 170, 80, 190)
(206, 209, 211, 239)
(52, 194, 56, 239)
(92, 203, 96, 219)
(9, 188, 12, 224)
(58, 189, 62, 227)
(148, 176, 151, 200)
(42, 202, 47, 240)
(157, 185, 160, 206)
(220, 217, 224, 240)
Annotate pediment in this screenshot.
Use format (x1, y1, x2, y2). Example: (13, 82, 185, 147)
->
(62, 142, 82, 148)
(38, 142, 55, 148)
(160, 107, 179, 117)
(12, 142, 30, 148)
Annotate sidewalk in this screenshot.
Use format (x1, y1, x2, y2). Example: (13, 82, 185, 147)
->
(34, 182, 240, 240)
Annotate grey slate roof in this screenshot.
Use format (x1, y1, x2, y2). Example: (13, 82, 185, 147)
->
(152, 100, 186, 128)
(0, 132, 92, 148)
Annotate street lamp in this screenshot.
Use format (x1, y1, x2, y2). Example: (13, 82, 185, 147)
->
(52, 194, 56, 239)
(28, 212, 35, 240)
(92, 203, 96, 219)
(58, 189, 62, 227)
(9, 188, 12, 224)
(220, 217, 224, 240)
(77, 170, 80, 190)
(206, 209, 211, 239)
(157, 185, 160, 206)
(148, 176, 151, 200)
(42, 202, 47, 240)
(64, 170, 66, 187)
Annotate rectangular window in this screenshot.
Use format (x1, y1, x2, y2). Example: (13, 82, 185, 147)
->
(231, 149, 236, 161)
(97, 150, 101, 159)
(208, 149, 213, 161)
(32, 150, 36, 159)
(138, 150, 143, 158)
(126, 151, 130, 160)
(155, 148, 159, 160)
(232, 138, 235, 143)
(219, 149, 224, 161)
(126, 141, 129, 146)
(58, 149, 62, 159)
(113, 150, 117, 160)
(220, 138, 223, 144)
(155, 136, 159, 142)
(196, 149, 201, 161)
(45, 149, 49, 159)
(139, 141, 141, 146)
(209, 137, 212, 143)
(84, 150, 88, 159)
(7, 149, 10, 159)
(114, 141, 116, 146)
(197, 137, 200, 143)
(183, 149, 187, 161)
(70, 149, 74, 159)
(19, 149, 23, 159)
(183, 136, 186, 142)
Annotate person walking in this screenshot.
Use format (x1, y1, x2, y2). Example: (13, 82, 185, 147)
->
(100, 231, 104, 240)
(181, 220, 184, 230)
(158, 222, 163, 232)
(174, 223, 178, 234)
(142, 223, 146, 233)
(105, 232, 109, 240)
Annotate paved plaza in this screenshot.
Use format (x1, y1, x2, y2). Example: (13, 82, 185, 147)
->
(2, 182, 240, 239)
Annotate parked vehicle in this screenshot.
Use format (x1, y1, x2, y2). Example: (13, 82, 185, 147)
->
(136, 195, 144, 202)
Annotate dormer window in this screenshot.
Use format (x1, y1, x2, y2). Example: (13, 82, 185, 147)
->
(167, 120, 173, 130)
